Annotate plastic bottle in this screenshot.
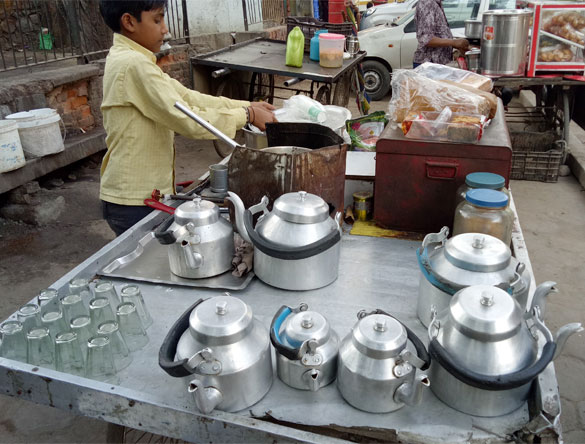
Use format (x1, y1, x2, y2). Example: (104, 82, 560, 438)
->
(286, 26, 304, 68)
(310, 30, 328, 62)
(284, 95, 326, 123)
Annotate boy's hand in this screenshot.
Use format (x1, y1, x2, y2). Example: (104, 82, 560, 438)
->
(248, 105, 278, 131)
(249, 101, 276, 112)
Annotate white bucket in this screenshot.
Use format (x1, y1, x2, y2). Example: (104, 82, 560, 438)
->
(0, 120, 26, 173)
(5, 108, 65, 158)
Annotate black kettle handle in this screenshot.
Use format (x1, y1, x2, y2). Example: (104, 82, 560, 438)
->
(158, 299, 205, 377)
(154, 215, 176, 245)
(269, 305, 302, 361)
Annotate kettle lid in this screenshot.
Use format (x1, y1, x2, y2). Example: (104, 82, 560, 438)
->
(353, 314, 406, 358)
(450, 285, 522, 338)
(282, 310, 330, 347)
(273, 191, 329, 224)
(444, 233, 511, 272)
(174, 197, 219, 227)
(189, 295, 253, 342)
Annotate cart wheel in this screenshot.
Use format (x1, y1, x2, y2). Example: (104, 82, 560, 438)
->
(315, 85, 331, 105)
(332, 71, 352, 107)
(249, 73, 275, 104)
(215, 77, 244, 100)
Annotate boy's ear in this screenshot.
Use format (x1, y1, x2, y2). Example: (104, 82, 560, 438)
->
(120, 12, 137, 33)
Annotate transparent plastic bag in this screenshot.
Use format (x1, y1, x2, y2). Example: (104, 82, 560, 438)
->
(345, 111, 388, 152)
(413, 62, 493, 92)
(282, 95, 326, 123)
(401, 108, 487, 144)
(542, 11, 585, 45)
(538, 44, 576, 62)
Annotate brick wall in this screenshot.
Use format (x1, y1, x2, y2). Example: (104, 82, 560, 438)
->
(46, 79, 96, 133)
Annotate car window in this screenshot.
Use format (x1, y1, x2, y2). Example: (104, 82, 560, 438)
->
(444, 0, 481, 27)
(404, 15, 417, 33)
(394, 9, 415, 26)
(488, 0, 516, 9)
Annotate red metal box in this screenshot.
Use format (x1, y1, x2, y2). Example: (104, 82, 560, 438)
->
(374, 100, 512, 234)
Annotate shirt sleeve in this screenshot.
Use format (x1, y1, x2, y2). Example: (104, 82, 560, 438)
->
(122, 60, 248, 140)
(416, 0, 441, 48)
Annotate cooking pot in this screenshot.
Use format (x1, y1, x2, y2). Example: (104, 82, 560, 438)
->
(428, 285, 582, 417)
(464, 19, 482, 39)
(227, 191, 342, 291)
(337, 309, 431, 413)
(154, 197, 234, 279)
(270, 303, 339, 391)
(159, 295, 273, 414)
(416, 227, 541, 327)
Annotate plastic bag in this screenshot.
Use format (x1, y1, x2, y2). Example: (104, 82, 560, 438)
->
(345, 111, 388, 152)
(282, 95, 326, 123)
(401, 108, 487, 144)
(538, 44, 575, 62)
(413, 62, 493, 92)
(286, 26, 304, 68)
(388, 70, 497, 124)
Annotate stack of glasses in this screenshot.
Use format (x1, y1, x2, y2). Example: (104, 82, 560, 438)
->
(0, 278, 153, 385)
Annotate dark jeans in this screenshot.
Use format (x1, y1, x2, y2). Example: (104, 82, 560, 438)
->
(413, 62, 421, 68)
(102, 201, 154, 236)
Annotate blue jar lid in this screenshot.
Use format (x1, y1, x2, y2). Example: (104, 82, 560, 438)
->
(465, 189, 509, 208)
(465, 172, 505, 189)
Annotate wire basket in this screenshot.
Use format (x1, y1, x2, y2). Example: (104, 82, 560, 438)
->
(286, 17, 354, 52)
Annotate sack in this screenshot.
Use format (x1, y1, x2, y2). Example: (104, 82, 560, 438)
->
(286, 26, 305, 68)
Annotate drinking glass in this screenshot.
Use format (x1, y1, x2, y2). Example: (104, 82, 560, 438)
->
(60, 293, 87, 324)
(55, 331, 85, 376)
(26, 327, 55, 369)
(116, 302, 149, 352)
(69, 277, 90, 295)
(97, 321, 132, 372)
(89, 297, 116, 329)
(0, 321, 27, 362)
(85, 336, 119, 384)
(38, 288, 60, 315)
(17, 303, 42, 333)
(120, 284, 153, 329)
(41, 310, 69, 339)
(70, 315, 92, 357)
(93, 280, 120, 309)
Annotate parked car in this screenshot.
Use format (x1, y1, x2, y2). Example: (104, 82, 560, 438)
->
(358, 0, 517, 100)
(360, 0, 418, 30)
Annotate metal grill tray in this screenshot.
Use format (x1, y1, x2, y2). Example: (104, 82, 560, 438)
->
(100, 232, 254, 291)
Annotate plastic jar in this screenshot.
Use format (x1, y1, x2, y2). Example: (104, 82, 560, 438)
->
(319, 33, 345, 68)
(310, 30, 328, 62)
(453, 188, 514, 246)
(456, 172, 510, 207)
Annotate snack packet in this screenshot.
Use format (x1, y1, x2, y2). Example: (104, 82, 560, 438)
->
(345, 111, 389, 151)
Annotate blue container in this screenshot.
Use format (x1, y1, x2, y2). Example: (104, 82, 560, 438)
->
(310, 30, 328, 62)
(313, 0, 320, 20)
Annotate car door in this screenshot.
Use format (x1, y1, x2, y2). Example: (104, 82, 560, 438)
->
(400, 14, 419, 68)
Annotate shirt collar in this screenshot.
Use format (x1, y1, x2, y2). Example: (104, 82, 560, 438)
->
(113, 33, 156, 63)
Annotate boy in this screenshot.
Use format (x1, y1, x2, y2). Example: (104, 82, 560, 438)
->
(99, 0, 276, 236)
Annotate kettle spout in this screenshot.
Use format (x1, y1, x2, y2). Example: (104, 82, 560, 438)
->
(188, 379, 223, 414)
(393, 374, 430, 407)
(553, 323, 583, 361)
(302, 369, 322, 392)
(527, 281, 558, 316)
(226, 191, 251, 243)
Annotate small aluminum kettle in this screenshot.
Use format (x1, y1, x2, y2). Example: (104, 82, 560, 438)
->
(154, 197, 234, 279)
(337, 309, 431, 413)
(270, 303, 339, 391)
(427, 285, 582, 417)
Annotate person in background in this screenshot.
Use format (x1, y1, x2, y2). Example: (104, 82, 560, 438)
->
(319, 0, 329, 21)
(98, 0, 276, 236)
(413, 0, 469, 68)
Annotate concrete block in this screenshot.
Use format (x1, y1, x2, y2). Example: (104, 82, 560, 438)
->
(0, 195, 66, 225)
(14, 93, 47, 112)
(0, 104, 12, 118)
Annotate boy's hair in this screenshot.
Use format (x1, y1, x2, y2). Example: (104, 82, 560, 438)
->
(99, 0, 168, 33)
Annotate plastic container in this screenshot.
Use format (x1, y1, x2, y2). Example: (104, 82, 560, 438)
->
(401, 111, 487, 144)
(455, 172, 510, 207)
(310, 30, 328, 62)
(5, 108, 65, 158)
(319, 33, 345, 68)
(453, 188, 514, 246)
(0, 120, 26, 173)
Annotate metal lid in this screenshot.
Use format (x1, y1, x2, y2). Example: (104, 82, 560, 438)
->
(465, 172, 505, 190)
(174, 197, 219, 227)
(353, 314, 406, 358)
(449, 285, 521, 339)
(272, 191, 329, 224)
(465, 189, 509, 208)
(283, 310, 330, 348)
(189, 295, 253, 343)
(444, 233, 511, 272)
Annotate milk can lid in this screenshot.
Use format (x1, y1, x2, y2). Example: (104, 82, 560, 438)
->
(444, 233, 511, 272)
(174, 197, 219, 226)
(353, 314, 406, 358)
(283, 310, 330, 347)
(273, 191, 329, 224)
(189, 295, 253, 341)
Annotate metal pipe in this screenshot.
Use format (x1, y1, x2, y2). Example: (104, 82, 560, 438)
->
(212, 68, 232, 78)
(242, 0, 249, 31)
(284, 77, 303, 87)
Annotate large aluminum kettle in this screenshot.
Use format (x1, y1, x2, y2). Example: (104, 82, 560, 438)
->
(227, 190, 342, 290)
(427, 285, 582, 417)
(158, 295, 273, 414)
(154, 197, 234, 279)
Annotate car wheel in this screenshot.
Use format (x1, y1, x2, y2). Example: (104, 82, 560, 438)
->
(362, 60, 391, 101)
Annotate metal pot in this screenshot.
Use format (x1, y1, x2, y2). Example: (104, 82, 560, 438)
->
(154, 197, 234, 279)
(428, 285, 582, 417)
(337, 309, 431, 413)
(464, 19, 482, 39)
(159, 295, 273, 414)
(270, 303, 339, 391)
(227, 190, 342, 291)
(465, 48, 481, 73)
(242, 124, 268, 149)
(416, 227, 538, 327)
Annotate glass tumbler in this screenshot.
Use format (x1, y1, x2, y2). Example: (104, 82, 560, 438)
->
(69, 277, 90, 295)
(89, 297, 116, 329)
(116, 302, 149, 352)
(17, 303, 42, 333)
(41, 310, 69, 339)
(60, 293, 87, 324)
(85, 336, 119, 384)
(55, 331, 85, 376)
(97, 321, 132, 372)
(93, 280, 120, 310)
(26, 327, 55, 369)
(70, 315, 92, 357)
(0, 321, 27, 362)
(120, 284, 153, 329)
(38, 288, 60, 315)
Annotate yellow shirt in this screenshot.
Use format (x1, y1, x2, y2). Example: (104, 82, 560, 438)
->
(100, 33, 250, 205)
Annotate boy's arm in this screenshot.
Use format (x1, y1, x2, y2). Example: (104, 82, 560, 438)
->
(124, 61, 247, 139)
(167, 74, 251, 110)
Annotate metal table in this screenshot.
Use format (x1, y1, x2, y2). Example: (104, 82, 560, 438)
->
(0, 205, 562, 443)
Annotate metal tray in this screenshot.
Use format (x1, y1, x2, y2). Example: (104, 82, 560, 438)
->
(100, 232, 254, 291)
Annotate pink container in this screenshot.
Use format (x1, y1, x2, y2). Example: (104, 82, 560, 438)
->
(319, 33, 345, 68)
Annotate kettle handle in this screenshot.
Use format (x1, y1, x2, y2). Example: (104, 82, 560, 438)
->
(159, 299, 206, 377)
(269, 304, 309, 361)
(153, 215, 176, 245)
